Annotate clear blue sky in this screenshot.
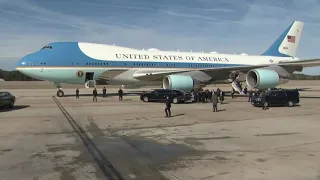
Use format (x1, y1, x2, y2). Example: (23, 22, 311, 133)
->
(1, 0, 320, 75)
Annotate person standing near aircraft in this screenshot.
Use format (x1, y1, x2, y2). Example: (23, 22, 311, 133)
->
(93, 88, 98, 102)
(211, 92, 218, 112)
(248, 91, 253, 102)
(165, 96, 172, 117)
(76, 88, 79, 99)
(118, 88, 123, 101)
(102, 87, 107, 98)
(220, 91, 225, 104)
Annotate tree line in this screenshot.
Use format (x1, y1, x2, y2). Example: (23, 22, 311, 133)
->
(0, 69, 41, 81)
(0, 69, 320, 81)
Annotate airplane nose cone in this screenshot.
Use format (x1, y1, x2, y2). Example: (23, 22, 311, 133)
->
(16, 53, 33, 68)
(16, 57, 26, 67)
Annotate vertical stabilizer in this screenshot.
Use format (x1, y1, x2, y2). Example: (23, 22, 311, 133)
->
(262, 21, 304, 57)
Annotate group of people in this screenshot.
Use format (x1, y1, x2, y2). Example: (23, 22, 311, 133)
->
(75, 87, 124, 102)
(192, 88, 225, 104)
(190, 88, 225, 112)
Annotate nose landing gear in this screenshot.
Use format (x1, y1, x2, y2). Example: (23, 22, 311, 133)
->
(54, 82, 64, 97)
(57, 89, 64, 97)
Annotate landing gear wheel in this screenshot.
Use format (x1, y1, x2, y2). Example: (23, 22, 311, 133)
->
(173, 97, 179, 104)
(143, 96, 149, 102)
(57, 90, 64, 97)
(288, 101, 294, 107)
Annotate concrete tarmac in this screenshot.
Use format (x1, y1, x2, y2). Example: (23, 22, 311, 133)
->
(0, 81, 320, 180)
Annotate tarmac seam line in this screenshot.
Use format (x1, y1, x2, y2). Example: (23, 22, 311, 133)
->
(52, 96, 125, 180)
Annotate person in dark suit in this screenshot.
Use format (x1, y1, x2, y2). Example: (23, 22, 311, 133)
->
(102, 87, 107, 98)
(165, 96, 172, 117)
(76, 88, 79, 99)
(93, 88, 98, 102)
(118, 88, 123, 101)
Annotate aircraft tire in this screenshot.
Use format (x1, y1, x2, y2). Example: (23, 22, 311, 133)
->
(57, 90, 64, 97)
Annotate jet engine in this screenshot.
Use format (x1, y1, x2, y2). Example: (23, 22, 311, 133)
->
(246, 68, 289, 89)
(162, 75, 202, 92)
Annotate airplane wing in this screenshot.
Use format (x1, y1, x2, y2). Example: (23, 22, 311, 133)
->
(133, 65, 269, 81)
(278, 58, 320, 67)
(133, 59, 320, 81)
(133, 69, 193, 81)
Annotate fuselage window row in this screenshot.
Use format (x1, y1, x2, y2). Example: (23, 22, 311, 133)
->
(31, 62, 220, 67)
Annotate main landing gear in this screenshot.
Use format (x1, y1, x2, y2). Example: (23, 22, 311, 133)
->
(54, 82, 64, 97)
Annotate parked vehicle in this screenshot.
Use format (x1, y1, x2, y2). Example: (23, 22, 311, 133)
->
(0, 92, 15, 108)
(251, 89, 299, 107)
(140, 89, 191, 104)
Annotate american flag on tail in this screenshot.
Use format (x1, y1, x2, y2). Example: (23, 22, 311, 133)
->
(287, 35, 295, 43)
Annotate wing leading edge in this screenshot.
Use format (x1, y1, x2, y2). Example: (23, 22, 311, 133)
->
(132, 58, 320, 81)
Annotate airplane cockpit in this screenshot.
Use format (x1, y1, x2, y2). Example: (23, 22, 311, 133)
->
(41, 45, 53, 50)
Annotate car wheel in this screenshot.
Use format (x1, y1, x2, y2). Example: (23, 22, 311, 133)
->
(173, 97, 179, 104)
(251, 101, 255, 105)
(264, 102, 268, 107)
(143, 96, 149, 102)
(288, 101, 294, 107)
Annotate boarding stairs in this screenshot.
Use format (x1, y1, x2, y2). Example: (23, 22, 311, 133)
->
(85, 80, 96, 88)
(231, 80, 244, 95)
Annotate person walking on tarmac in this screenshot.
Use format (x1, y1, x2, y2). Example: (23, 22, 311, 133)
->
(76, 88, 79, 99)
(118, 88, 123, 101)
(211, 92, 218, 112)
(102, 87, 107, 98)
(220, 91, 225, 104)
(165, 96, 172, 117)
(93, 88, 98, 102)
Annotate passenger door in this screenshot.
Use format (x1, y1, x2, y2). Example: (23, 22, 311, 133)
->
(155, 90, 166, 101)
(277, 91, 288, 105)
(268, 92, 278, 105)
(149, 90, 159, 101)
(269, 91, 286, 106)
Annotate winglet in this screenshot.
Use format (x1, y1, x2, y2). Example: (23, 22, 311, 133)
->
(262, 21, 304, 57)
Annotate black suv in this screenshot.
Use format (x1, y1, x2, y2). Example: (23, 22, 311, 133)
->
(140, 89, 191, 104)
(252, 89, 299, 107)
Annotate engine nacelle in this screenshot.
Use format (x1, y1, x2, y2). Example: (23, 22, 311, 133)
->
(163, 75, 201, 92)
(246, 68, 289, 89)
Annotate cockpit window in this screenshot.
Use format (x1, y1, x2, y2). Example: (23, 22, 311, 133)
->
(42, 46, 52, 49)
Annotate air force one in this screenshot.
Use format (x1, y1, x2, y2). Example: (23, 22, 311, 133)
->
(16, 21, 320, 97)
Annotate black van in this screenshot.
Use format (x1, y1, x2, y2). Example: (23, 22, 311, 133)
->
(252, 89, 299, 107)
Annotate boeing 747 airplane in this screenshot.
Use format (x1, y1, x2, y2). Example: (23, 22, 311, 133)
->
(16, 21, 320, 97)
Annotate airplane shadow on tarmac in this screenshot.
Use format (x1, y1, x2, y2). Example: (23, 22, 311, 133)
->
(0, 105, 30, 112)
